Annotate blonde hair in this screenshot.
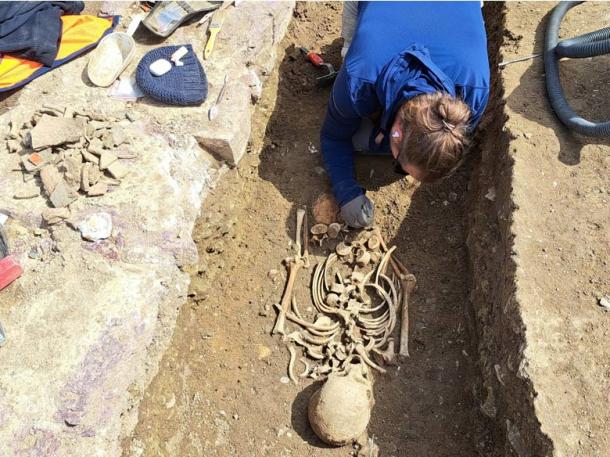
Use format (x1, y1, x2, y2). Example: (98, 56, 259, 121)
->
(397, 92, 471, 182)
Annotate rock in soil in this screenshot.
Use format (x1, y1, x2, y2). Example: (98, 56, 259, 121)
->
(87, 138, 105, 156)
(40, 166, 62, 195)
(49, 180, 78, 208)
(313, 193, 340, 225)
(41, 208, 70, 225)
(82, 150, 100, 165)
(6, 139, 21, 153)
(87, 182, 108, 197)
(63, 156, 83, 190)
(78, 212, 113, 241)
(111, 125, 126, 146)
(99, 152, 118, 170)
(106, 161, 128, 179)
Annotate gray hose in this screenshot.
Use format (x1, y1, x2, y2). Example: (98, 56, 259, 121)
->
(556, 26, 610, 58)
(545, 1, 610, 137)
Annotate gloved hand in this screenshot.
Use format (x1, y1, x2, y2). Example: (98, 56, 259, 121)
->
(341, 194, 375, 228)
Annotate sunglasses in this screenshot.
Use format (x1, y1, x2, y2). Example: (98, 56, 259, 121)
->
(393, 160, 409, 176)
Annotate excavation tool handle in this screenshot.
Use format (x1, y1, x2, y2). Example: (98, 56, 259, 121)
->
(300, 47, 325, 67)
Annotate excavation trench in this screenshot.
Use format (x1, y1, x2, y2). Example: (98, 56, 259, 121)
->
(125, 3, 534, 456)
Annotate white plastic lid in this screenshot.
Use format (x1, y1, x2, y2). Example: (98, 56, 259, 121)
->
(149, 59, 172, 77)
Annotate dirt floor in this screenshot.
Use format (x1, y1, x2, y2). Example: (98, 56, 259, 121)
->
(125, 3, 499, 456)
(477, 3, 610, 456)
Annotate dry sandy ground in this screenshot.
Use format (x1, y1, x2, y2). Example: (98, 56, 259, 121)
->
(125, 3, 496, 457)
(496, 2, 610, 456)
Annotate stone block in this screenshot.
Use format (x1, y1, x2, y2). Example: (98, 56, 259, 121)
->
(30, 115, 84, 149)
(195, 81, 252, 165)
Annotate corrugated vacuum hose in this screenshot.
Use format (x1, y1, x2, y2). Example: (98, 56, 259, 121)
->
(545, 1, 610, 137)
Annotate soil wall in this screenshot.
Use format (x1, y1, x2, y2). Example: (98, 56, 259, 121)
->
(466, 4, 554, 456)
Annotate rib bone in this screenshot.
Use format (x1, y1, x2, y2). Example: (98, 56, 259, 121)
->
(285, 332, 325, 360)
(288, 346, 298, 385)
(355, 343, 387, 374)
(299, 358, 311, 378)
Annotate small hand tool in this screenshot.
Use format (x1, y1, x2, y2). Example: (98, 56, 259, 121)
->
(204, 2, 232, 60)
(208, 74, 229, 121)
(300, 47, 338, 86)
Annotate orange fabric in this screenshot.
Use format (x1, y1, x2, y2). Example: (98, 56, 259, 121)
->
(0, 15, 114, 90)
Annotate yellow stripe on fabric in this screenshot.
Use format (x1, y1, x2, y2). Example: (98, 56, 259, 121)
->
(0, 15, 114, 90)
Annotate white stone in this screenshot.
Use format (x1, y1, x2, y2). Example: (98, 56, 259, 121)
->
(78, 212, 113, 241)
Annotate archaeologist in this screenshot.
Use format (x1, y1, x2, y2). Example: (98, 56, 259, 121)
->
(321, 1, 490, 227)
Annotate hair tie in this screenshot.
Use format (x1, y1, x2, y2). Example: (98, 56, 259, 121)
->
(442, 119, 455, 132)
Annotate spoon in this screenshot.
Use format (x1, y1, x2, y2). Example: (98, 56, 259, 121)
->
(208, 74, 229, 121)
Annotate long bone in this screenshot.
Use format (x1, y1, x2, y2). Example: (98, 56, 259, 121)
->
(272, 256, 304, 335)
(294, 208, 305, 259)
(397, 275, 416, 356)
(272, 209, 307, 335)
(302, 209, 310, 267)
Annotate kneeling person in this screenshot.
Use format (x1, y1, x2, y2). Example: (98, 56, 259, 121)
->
(321, 1, 490, 227)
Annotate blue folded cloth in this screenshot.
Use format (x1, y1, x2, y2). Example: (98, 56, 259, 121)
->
(0, 1, 85, 66)
(136, 44, 207, 106)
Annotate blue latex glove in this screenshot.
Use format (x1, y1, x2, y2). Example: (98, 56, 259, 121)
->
(341, 194, 375, 228)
